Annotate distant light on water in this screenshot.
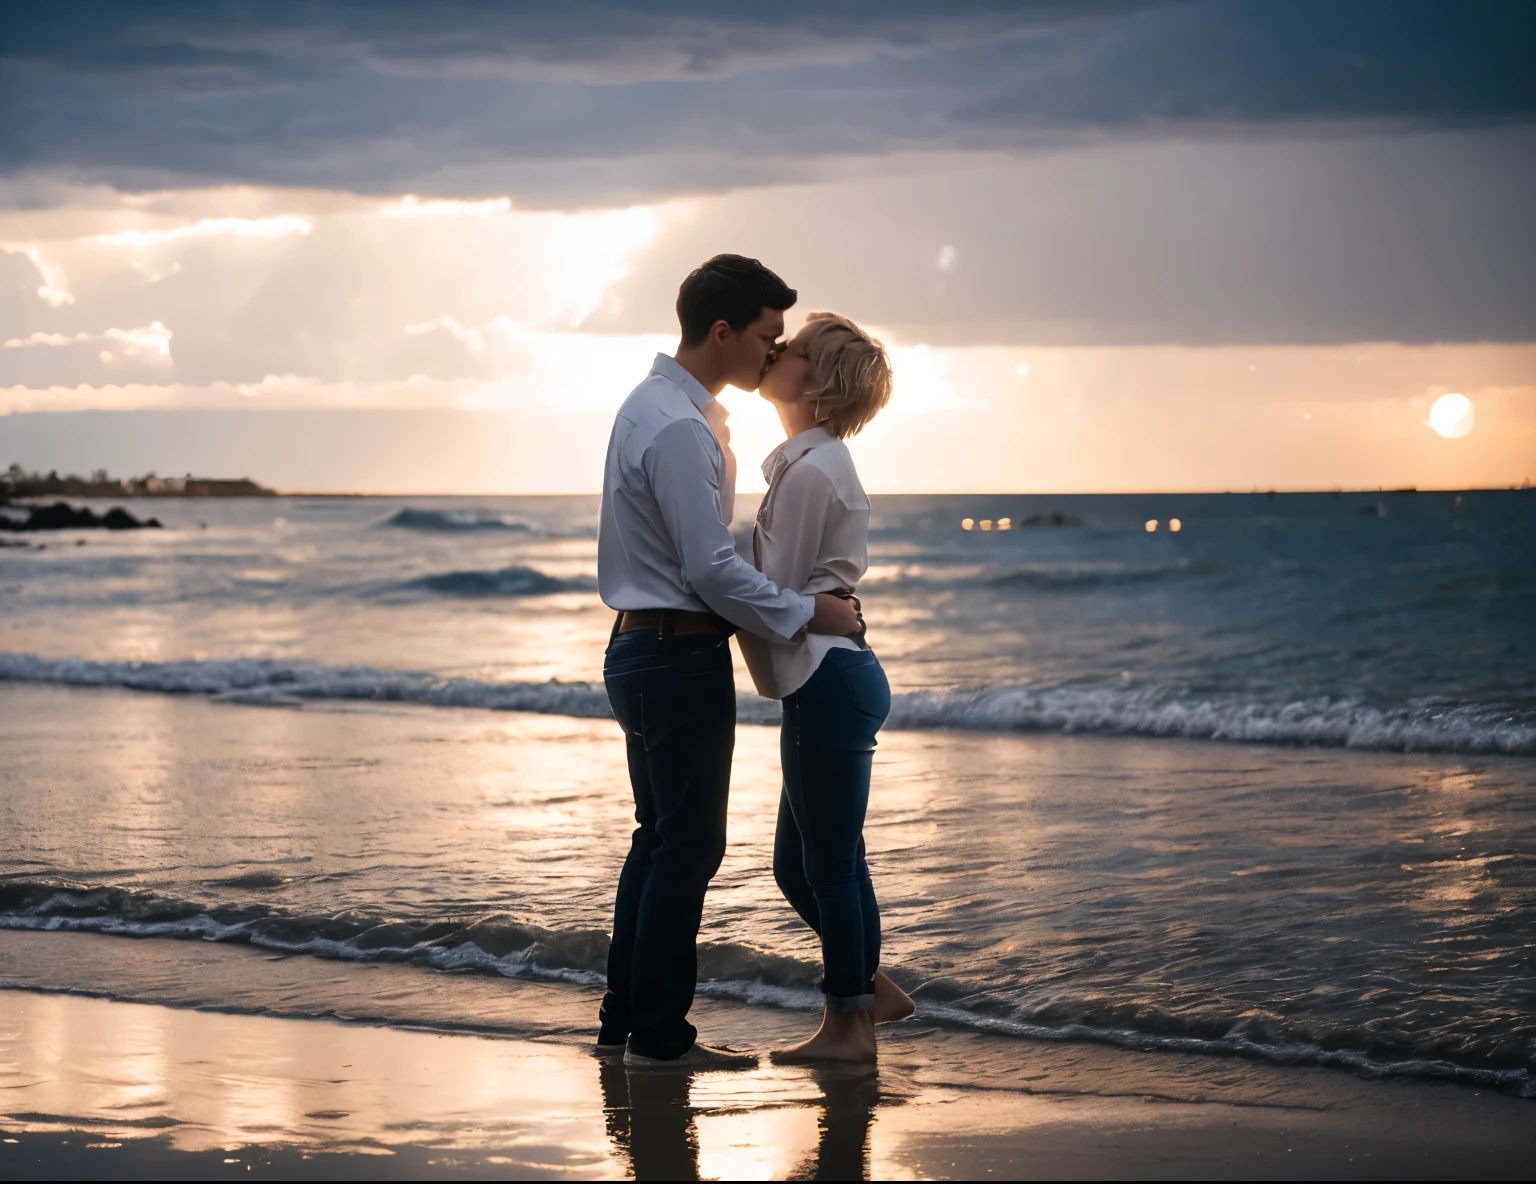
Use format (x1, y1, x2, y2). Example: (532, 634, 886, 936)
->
(1429, 392, 1475, 439)
(980, 519, 993, 531)
(997, 517, 1012, 531)
(1170, 518, 1183, 532)
(961, 518, 975, 531)
(1145, 519, 1158, 532)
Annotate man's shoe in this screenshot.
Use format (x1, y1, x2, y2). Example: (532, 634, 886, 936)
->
(623, 1043, 758, 1071)
(595, 1040, 628, 1057)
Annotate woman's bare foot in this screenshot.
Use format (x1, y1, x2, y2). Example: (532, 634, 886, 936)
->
(772, 1006, 877, 1064)
(873, 970, 915, 1024)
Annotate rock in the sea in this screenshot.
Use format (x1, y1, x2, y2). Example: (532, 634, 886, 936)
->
(0, 502, 162, 532)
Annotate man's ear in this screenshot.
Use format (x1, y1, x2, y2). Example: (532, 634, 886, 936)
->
(708, 320, 733, 347)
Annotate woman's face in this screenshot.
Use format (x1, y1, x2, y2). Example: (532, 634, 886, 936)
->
(758, 324, 816, 407)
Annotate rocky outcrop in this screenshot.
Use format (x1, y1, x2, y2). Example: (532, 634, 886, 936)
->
(0, 502, 162, 532)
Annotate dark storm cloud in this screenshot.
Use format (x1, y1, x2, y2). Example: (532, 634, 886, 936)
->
(589, 130, 1536, 348)
(1, 0, 1532, 198)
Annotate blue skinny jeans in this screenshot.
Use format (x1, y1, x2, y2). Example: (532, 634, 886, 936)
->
(773, 647, 892, 1012)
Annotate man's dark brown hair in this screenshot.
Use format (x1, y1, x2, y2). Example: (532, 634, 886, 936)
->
(676, 254, 797, 346)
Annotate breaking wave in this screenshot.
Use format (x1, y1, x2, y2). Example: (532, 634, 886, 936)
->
(380, 508, 535, 533)
(1, 652, 1532, 755)
(1, 879, 1527, 1094)
(0, 652, 613, 716)
(391, 565, 596, 599)
(885, 685, 1536, 756)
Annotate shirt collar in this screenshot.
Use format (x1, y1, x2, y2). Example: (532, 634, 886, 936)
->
(761, 425, 833, 484)
(650, 354, 719, 415)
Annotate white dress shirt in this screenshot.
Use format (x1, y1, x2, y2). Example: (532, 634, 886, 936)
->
(737, 426, 869, 699)
(598, 354, 815, 643)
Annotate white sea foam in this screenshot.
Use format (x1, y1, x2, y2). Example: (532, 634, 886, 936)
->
(1, 879, 1527, 1095)
(1, 652, 1531, 755)
(887, 685, 1536, 755)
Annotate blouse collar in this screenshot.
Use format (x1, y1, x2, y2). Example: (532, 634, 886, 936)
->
(761, 425, 834, 485)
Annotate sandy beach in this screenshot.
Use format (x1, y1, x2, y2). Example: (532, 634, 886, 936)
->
(2, 932, 1532, 1180)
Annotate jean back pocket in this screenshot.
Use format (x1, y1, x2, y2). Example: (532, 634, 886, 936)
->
(831, 651, 891, 728)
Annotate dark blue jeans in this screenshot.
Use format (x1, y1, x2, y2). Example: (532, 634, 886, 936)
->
(774, 647, 891, 1012)
(599, 630, 736, 1059)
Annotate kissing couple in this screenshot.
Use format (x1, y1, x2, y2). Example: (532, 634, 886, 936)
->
(596, 254, 914, 1070)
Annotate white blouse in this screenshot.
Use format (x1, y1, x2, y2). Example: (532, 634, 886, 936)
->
(737, 426, 870, 700)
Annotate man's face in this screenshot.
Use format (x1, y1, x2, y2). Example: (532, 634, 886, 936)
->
(719, 307, 785, 392)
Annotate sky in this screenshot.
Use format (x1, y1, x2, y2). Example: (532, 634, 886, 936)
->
(1, 0, 1533, 493)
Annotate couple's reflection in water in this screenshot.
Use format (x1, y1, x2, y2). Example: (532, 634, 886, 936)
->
(599, 1056, 883, 1181)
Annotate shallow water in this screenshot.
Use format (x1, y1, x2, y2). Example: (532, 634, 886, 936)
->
(2, 685, 1532, 1093)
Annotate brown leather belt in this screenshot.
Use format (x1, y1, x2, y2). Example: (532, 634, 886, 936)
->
(614, 609, 736, 638)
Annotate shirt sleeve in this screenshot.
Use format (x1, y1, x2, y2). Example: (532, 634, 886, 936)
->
(646, 418, 815, 642)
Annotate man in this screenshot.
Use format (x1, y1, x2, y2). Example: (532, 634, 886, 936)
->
(597, 254, 861, 1069)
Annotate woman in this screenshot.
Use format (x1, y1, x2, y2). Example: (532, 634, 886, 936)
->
(738, 311, 915, 1063)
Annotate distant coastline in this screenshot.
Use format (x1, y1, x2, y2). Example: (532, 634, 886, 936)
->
(2, 465, 275, 500)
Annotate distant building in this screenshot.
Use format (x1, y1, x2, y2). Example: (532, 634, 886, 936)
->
(183, 477, 274, 497)
(2, 468, 275, 498)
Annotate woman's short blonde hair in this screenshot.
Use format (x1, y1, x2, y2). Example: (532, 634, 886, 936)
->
(803, 311, 893, 439)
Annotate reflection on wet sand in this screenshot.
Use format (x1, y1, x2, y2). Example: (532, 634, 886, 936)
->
(0, 991, 618, 1173)
(789, 1068, 880, 1181)
(4, 977, 1533, 1180)
(600, 1060, 695, 1180)
(599, 1058, 882, 1181)
(1, 987, 891, 1180)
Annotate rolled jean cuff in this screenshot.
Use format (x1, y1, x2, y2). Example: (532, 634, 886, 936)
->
(825, 991, 875, 1013)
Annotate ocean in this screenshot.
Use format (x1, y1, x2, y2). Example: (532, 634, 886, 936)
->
(1, 490, 1533, 1094)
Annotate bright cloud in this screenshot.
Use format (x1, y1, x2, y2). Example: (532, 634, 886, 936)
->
(379, 195, 513, 219)
(3, 322, 170, 361)
(452, 329, 674, 414)
(405, 316, 486, 353)
(94, 216, 312, 249)
(0, 371, 494, 415)
(1, 243, 73, 307)
(536, 206, 659, 328)
(883, 341, 973, 413)
(390, 203, 663, 334)
(104, 321, 173, 358)
(4, 331, 92, 349)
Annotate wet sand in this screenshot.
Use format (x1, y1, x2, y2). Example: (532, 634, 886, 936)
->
(2, 932, 1531, 1180)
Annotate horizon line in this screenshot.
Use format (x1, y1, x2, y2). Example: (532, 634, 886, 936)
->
(78, 484, 1536, 498)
